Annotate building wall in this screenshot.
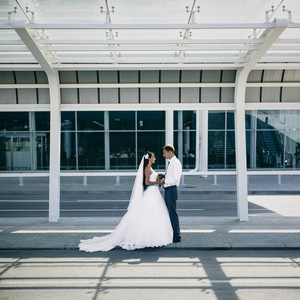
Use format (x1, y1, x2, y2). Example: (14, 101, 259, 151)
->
(1, 69, 300, 172)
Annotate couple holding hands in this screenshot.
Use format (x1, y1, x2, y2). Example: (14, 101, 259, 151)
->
(79, 144, 182, 252)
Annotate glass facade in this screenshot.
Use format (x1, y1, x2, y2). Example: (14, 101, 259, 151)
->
(61, 111, 165, 170)
(2, 110, 300, 172)
(208, 111, 235, 169)
(174, 111, 196, 169)
(0, 112, 50, 171)
(246, 110, 300, 169)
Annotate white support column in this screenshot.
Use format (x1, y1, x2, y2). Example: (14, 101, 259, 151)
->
(199, 110, 208, 173)
(14, 20, 62, 222)
(104, 111, 110, 170)
(166, 110, 174, 146)
(234, 19, 287, 222)
(234, 68, 249, 221)
(166, 110, 174, 167)
(48, 71, 61, 222)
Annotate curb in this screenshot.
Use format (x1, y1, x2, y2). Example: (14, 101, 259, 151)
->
(1, 246, 299, 251)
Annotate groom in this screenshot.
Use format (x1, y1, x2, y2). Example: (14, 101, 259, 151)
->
(160, 144, 182, 243)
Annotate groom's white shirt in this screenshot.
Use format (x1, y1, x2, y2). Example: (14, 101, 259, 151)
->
(164, 155, 182, 188)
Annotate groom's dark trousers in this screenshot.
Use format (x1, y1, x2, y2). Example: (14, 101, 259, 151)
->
(164, 186, 181, 240)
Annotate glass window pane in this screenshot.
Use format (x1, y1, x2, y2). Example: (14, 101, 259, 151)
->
(208, 131, 225, 169)
(256, 129, 284, 168)
(0, 112, 29, 131)
(226, 131, 235, 168)
(110, 132, 136, 169)
(78, 132, 104, 169)
(61, 112, 75, 131)
(137, 132, 165, 169)
(208, 112, 225, 130)
(77, 111, 104, 131)
(137, 111, 165, 130)
(257, 110, 285, 130)
(174, 131, 196, 169)
(61, 132, 76, 170)
(36, 133, 50, 170)
(183, 111, 196, 130)
(109, 111, 135, 130)
(35, 112, 50, 131)
(285, 129, 300, 168)
(226, 111, 235, 130)
(286, 110, 300, 130)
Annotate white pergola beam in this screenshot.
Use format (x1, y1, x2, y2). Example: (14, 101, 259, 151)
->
(243, 19, 288, 72)
(24, 22, 277, 30)
(13, 20, 52, 74)
(37, 39, 264, 45)
(44, 45, 258, 52)
(50, 57, 245, 64)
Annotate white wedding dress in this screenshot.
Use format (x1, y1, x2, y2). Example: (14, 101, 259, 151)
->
(79, 170, 173, 252)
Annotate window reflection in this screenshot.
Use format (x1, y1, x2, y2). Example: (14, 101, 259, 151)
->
(246, 110, 300, 169)
(110, 132, 136, 169)
(0, 112, 49, 171)
(174, 111, 196, 169)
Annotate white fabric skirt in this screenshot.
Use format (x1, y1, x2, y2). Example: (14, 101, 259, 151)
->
(79, 186, 173, 252)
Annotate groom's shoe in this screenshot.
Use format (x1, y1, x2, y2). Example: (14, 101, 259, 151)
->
(173, 237, 181, 243)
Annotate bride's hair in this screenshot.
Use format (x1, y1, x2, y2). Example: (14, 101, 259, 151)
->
(143, 151, 154, 190)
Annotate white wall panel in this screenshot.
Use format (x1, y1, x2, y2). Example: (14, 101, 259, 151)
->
(245, 87, 260, 102)
(247, 70, 262, 82)
(79, 88, 98, 104)
(202, 70, 221, 83)
(18, 89, 36, 104)
(0, 89, 16, 104)
(221, 87, 234, 103)
(181, 87, 199, 103)
(263, 70, 283, 82)
(161, 70, 179, 83)
(282, 87, 300, 102)
(181, 70, 200, 83)
(78, 71, 97, 83)
(59, 71, 77, 84)
(222, 70, 236, 83)
(100, 88, 118, 103)
(61, 88, 78, 104)
(15, 71, 35, 84)
(120, 71, 138, 83)
(284, 70, 300, 82)
(201, 87, 219, 103)
(38, 89, 50, 104)
(161, 88, 179, 103)
(261, 87, 280, 102)
(36, 71, 48, 84)
(140, 71, 159, 83)
(120, 88, 138, 103)
(0, 71, 14, 84)
(99, 71, 118, 83)
(140, 88, 159, 103)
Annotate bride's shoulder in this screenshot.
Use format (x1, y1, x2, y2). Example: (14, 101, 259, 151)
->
(144, 166, 152, 175)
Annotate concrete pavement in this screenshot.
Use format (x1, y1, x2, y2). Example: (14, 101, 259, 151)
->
(0, 216, 299, 251)
(1, 249, 299, 300)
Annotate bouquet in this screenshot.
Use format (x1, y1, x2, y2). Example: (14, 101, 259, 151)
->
(157, 173, 165, 186)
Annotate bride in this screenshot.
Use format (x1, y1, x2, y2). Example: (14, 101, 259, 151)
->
(79, 151, 173, 252)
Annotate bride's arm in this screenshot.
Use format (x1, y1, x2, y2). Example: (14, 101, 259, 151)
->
(145, 168, 159, 185)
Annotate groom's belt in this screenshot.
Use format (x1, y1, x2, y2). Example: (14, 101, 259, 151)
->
(164, 185, 177, 190)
